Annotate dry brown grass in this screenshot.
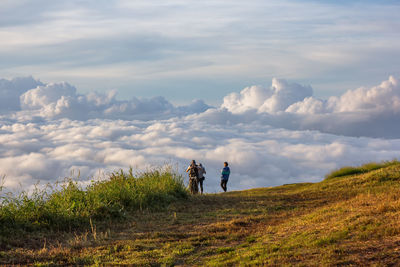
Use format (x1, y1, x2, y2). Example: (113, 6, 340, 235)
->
(2, 164, 400, 265)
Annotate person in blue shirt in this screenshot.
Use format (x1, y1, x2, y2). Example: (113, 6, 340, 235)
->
(220, 161, 230, 192)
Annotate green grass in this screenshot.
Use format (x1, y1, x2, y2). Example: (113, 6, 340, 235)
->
(324, 160, 399, 180)
(2, 162, 400, 265)
(0, 166, 188, 239)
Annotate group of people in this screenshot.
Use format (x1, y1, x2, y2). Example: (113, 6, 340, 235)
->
(186, 160, 230, 194)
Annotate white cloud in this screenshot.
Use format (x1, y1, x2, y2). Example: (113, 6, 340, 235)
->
(212, 76, 400, 138)
(285, 97, 326, 114)
(222, 78, 313, 114)
(288, 76, 400, 114)
(0, 116, 399, 194)
(1, 76, 400, 194)
(14, 80, 211, 120)
(0, 76, 42, 112)
(222, 76, 400, 117)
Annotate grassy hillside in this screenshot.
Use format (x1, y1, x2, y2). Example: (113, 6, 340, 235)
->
(0, 167, 188, 247)
(2, 162, 400, 265)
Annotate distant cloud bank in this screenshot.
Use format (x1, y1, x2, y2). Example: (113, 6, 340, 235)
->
(218, 76, 400, 138)
(1, 76, 400, 192)
(4, 78, 208, 121)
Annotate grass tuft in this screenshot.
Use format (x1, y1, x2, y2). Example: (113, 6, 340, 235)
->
(0, 166, 188, 240)
(324, 160, 399, 180)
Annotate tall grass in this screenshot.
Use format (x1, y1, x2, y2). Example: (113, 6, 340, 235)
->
(0, 167, 188, 236)
(325, 160, 400, 180)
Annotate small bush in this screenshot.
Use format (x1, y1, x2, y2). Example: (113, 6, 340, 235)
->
(324, 166, 363, 180)
(0, 167, 188, 237)
(325, 160, 400, 180)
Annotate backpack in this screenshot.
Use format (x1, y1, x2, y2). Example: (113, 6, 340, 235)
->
(189, 165, 198, 177)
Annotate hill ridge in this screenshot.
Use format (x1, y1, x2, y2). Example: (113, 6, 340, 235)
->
(2, 163, 400, 265)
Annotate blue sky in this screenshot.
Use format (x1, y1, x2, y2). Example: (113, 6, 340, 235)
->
(1, 0, 400, 104)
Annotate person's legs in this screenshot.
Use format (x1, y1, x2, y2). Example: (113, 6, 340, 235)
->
(189, 178, 194, 194)
(190, 177, 198, 194)
(194, 178, 199, 194)
(199, 179, 203, 194)
(221, 180, 227, 192)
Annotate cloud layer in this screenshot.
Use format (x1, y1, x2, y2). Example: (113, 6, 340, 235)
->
(218, 76, 400, 138)
(2, 115, 400, 193)
(0, 77, 210, 121)
(1, 76, 400, 192)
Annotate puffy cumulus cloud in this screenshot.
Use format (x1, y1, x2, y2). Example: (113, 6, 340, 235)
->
(287, 76, 400, 114)
(285, 76, 400, 138)
(216, 76, 400, 138)
(2, 75, 400, 194)
(20, 82, 84, 119)
(332, 76, 400, 113)
(260, 79, 313, 113)
(223, 76, 400, 116)
(222, 78, 313, 114)
(285, 97, 326, 114)
(5, 78, 211, 120)
(0, 77, 43, 112)
(4, 75, 400, 138)
(1, 116, 400, 193)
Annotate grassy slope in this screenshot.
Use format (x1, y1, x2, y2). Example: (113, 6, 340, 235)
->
(2, 164, 400, 266)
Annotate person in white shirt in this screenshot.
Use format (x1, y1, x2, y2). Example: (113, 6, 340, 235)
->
(197, 163, 206, 194)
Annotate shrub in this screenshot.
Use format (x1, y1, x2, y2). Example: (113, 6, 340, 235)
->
(0, 167, 188, 236)
(325, 160, 400, 180)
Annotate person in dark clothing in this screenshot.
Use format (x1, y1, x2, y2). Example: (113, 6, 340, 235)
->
(186, 160, 199, 194)
(220, 161, 230, 192)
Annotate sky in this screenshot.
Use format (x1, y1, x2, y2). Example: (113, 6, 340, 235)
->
(1, 1, 400, 193)
(1, 0, 400, 103)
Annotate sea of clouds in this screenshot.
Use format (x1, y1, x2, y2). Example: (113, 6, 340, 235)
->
(1, 76, 400, 193)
